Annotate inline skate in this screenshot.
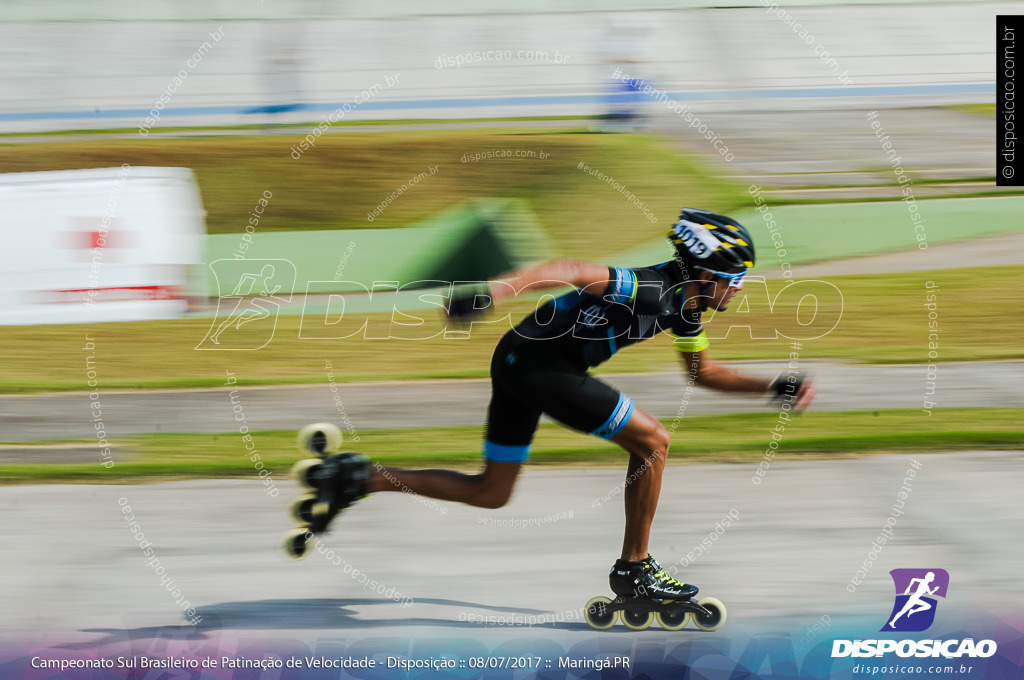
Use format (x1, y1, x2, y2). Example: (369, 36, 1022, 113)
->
(281, 423, 370, 559)
(583, 555, 726, 631)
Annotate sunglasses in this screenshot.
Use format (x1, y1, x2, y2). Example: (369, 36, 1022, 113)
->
(712, 271, 746, 288)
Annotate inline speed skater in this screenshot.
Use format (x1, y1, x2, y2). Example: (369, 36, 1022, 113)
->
(283, 207, 816, 630)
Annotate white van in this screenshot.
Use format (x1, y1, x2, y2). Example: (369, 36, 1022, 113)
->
(0, 166, 207, 325)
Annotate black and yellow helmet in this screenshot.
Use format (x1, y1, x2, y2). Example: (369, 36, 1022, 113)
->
(667, 208, 756, 276)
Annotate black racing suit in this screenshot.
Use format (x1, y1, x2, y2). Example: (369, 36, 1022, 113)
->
(483, 261, 709, 462)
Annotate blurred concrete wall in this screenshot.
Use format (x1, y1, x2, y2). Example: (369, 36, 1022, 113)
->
(0, 3, 1010, 132)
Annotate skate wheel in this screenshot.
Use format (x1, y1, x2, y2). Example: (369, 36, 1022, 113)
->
(298, 422, 342, 457)
(291, 459, 322, 489)
(312, 500, 331, 519)
(290, 493, 318, 524)
(692, 597, 727, 632)
(657, 608, 691, 631)
(621, 608, 655, 631)
(282, 527, 312, 560)
(583, 596, 618, 630)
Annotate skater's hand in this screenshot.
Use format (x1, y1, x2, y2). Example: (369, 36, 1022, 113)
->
(792, 376, 816, 412)
(446, 283, 494, 327)
(769, 371, 815, 412)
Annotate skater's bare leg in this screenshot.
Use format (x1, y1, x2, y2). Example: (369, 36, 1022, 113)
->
(370, 460, 521, 510)
(611, 409, 669, 562)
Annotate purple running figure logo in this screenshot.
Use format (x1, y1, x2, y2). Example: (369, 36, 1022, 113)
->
(881, 568, 949, 632)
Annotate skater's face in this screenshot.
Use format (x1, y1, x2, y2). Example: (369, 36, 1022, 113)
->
(703, 273, 744, 311)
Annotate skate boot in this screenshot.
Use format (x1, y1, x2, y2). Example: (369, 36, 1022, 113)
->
(583, 554, 726, 631)
(283, 452, 370, 558)
(610, 554, 699, 600)
(297, 452, 371, 532)
(282, 423, 372, 559)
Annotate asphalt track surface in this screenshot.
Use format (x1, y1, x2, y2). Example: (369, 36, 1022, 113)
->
(1, 451, 1020, 642)
(1, 361, 1022, 443)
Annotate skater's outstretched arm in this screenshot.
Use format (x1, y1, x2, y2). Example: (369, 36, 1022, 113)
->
(679, 349, 816, 411)
(446, 259, 611, 325)
(489, 259, 612, 302)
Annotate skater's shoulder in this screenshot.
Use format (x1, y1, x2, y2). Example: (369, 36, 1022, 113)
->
(622, 260, 681, 280)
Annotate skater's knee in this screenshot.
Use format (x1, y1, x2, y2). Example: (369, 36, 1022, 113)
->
(471, 463, 519, 509)
(652, 423, 671, 456)
(634, 422, 670, 464)
(471, 477, 513, 509)
(612, 411, 669, 463)
(476, 487, 512, 509)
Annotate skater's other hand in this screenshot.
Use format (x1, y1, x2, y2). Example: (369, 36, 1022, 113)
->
(769, 370, 815, 413)
(792, 376, 816, 412)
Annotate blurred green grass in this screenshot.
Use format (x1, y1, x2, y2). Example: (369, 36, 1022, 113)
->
(947, 103, 996, 117)
(0, 116, 601, 138)
(1, 408, 1020, 484)
(1, 265, 1020, 393)
(0, 128, 743, 260)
